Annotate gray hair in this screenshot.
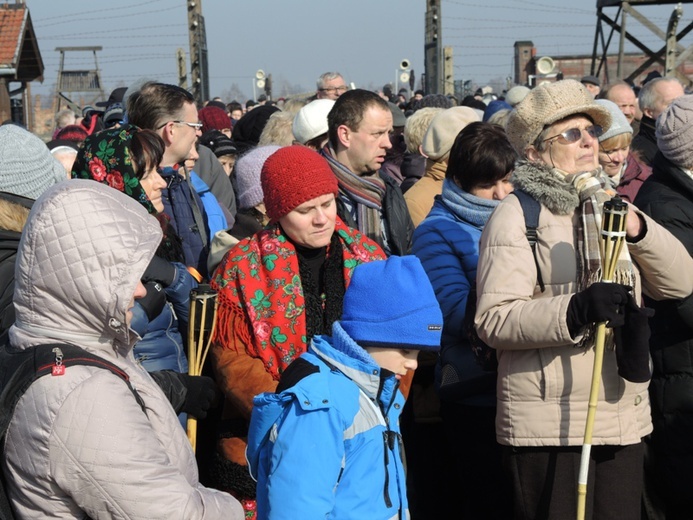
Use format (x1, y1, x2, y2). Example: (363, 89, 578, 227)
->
(317, 72, 344, 90)
(638, 77, 683, 112)
(55, 109, 76, 129)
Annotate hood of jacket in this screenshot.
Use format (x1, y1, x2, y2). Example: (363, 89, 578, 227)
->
(9, 180, 162, 355)
(511, 159, 581, 215)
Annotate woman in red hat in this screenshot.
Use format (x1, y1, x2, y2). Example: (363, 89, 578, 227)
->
(208, 145, 385, 517)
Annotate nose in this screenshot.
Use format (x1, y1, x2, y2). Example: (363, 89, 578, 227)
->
(405, 358, 419, 372)
(134, 281, 147, 300)
(188, 144, 199, 162)
(313, 207, 328, 225)
(494, 183, 513, 201)
(382, 133, 393, 150)
(152, 168, 167, 189)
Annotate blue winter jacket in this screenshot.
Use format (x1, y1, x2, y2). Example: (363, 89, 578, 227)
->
(159, 167, 212, 278)
(412, 181, 498, 405)
(246, 322, 408, 520)
(130, 261, 196, 374)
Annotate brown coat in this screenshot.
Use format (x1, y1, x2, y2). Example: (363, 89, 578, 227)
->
(404, 159, 446, 227)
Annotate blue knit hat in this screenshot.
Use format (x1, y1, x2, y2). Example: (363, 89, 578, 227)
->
(340, 256, 443, 351)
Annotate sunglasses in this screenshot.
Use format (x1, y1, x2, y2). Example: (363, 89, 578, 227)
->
(543, 125, 603, 145)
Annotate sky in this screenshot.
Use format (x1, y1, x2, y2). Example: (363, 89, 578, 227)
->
(23, 0, 693, 105)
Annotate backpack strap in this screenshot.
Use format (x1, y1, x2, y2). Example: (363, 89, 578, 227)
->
(0, 342, 145, 520)
(511, 190, 545, 293)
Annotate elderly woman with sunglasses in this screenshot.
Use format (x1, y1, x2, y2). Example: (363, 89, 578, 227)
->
(474, 80, 693, 520)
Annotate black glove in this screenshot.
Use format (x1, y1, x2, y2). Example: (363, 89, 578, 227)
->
(614, 294, 655, 383)
(566, 282, 631, 337)
(138, 281, 167, 322)
(179, 374, 219, 419)
(142, 256, 177, 287)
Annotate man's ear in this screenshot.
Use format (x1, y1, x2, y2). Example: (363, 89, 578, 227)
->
(158, 123, 174, 146)
(418, 144, 428, 158)
(336, 124, 351, 149)
(642, 107, 654, 119)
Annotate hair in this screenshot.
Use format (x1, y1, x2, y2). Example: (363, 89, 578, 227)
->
(317, 71, 344, 90)
(447, 122, 517, 192)
(227, 101, 242, 114)
(487, 108, 512, 128)
(598, 80, 633, 101)
(281, 97, 309, 116)
(55, 109, 76, 129)
(403, 107, 442, 153)
(130, 129, 166, 179)
(638, 77, 683, 112)
(126, 82, 195, 131)
(258, 111, 295, 147)
(327, 89, 390, 148)
(599, 132, 632, 152)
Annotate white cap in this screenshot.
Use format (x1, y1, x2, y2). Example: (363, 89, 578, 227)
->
(292, 99, 335, 144)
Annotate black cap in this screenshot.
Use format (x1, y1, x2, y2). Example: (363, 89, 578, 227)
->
(580, 75, 600, 87)
(96, 87, 128, 108)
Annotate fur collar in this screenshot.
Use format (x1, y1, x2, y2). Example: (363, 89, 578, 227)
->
(511, 160, 580, 215)
(0, 197, 30, 233)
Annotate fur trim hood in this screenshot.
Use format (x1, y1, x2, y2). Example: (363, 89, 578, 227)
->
(510, 160, 580, 215)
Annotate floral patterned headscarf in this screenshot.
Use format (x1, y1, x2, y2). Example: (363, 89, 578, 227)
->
(72, 124, 156, 214)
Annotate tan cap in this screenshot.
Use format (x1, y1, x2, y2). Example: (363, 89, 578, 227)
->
(506, 79, 612, 155)
(422, 106, 480, 160)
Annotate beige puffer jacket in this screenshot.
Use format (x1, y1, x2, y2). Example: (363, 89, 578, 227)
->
(3, 180, 243, 519)
(475, 162, 693, 447)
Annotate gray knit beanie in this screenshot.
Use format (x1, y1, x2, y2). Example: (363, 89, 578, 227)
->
(656, 94, 693, 168)
(0, 125, 66, 200)
(595, 99, 633, 142)
(236, 145, 281, 210)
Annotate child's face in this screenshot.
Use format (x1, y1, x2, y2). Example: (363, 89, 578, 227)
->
(365, 348, 419, 380)
(218, 155, 236, 176)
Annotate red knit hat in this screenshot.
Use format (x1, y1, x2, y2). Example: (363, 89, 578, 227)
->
(261, 145, 339, 220)
(198, 106, 231, 134)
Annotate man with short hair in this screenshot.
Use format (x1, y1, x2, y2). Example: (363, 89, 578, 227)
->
(632, 77, 685, 166)
(601, 80, 638, 130)
(580, 75, 601, 98)
(320, 89, 413, 256)
(316, 71, 348, 100)
(127, 82, 228, 277)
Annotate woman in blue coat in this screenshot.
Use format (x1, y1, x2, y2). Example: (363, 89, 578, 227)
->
(411, 122, 516, 519)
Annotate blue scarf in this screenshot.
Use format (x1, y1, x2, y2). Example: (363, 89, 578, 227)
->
(440, 179, 499, 229)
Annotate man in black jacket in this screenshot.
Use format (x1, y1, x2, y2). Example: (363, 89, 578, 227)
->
(634, 94, 693, 518)
(632, 77, 684, 166)
(320, 89, 413, 256)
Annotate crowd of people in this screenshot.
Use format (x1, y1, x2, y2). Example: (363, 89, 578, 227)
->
(0, 68, 692, 520)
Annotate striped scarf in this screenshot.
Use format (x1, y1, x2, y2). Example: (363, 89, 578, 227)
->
(564, 168, 635, 348)
(321, 145, 387, 246)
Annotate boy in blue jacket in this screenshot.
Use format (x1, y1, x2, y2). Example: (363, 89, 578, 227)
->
(246, 256, 443, 520)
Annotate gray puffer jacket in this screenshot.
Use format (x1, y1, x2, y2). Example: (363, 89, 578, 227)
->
(3, 180, 243, 519)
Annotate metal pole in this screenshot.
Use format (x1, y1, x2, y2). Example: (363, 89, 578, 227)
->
(618, 6, 627, 79)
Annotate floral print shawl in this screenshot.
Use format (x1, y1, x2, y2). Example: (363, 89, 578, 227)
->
(211, 217, 385, 379)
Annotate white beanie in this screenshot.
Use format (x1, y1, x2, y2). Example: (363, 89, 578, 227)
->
(292, 99, 335, 144)
(595, 99, 633, 142)
(0, 125, 66, 200)
(421, 107, 480, 160)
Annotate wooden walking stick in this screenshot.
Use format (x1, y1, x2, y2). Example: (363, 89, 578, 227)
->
(186, 284, 218, 453)
(576, 197, 628, 520)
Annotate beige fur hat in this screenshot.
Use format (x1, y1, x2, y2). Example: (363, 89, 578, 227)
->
(506, 79, 612, 155)
(422, 106, 480, 160)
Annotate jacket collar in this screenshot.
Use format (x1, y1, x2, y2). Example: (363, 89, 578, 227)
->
(511, 160, 581, 215)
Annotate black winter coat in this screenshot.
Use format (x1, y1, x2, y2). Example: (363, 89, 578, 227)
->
(634, 151, 693, 508)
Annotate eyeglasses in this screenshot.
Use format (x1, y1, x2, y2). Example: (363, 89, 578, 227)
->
(319, 86, 349, 93)
(156, 120, 203, 130)
(543, 125, 603, 145)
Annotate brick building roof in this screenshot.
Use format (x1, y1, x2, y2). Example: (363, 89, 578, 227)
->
(0, 3, 43, 81)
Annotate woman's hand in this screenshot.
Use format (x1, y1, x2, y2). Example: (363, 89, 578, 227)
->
(625, 206, 644, 240)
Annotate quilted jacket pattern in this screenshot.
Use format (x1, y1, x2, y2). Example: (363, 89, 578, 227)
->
(3, 180, 243, 519)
